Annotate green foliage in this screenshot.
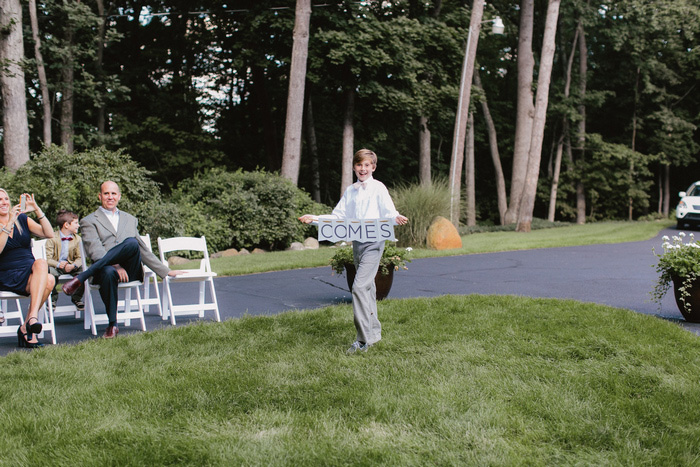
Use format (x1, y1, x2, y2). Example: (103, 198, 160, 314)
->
(112, 115, 227, 190)
(559, 134, 656, 221)
(0, 145, 181, 241)
(329, 242, 412, 276)
(172, 168, 329, 252)
(391, 179, 451, 247)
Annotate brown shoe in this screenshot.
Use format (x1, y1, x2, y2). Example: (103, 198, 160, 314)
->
(103, 325, 119, 339)
(62, 277, 82, 296)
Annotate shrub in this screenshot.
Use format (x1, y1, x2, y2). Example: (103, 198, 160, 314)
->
(172, 168, 329, 252)
(0, 145, 183, 242)
(329, 242, 412, 276)
(390, 179, 450, 247)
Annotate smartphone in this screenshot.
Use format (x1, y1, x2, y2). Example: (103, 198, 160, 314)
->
(20, 194, 26, 212)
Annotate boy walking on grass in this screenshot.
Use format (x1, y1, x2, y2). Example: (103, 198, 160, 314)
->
(300, 149, 408, 354)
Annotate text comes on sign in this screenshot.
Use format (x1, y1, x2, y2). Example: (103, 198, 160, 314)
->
(318, 218, 396, 243)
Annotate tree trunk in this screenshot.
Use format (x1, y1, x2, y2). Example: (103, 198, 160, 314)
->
(474, 69, 507, 224)
(304, 91, 321, 203)
(505, 0, 535, 224)
(416, 0, 443, 188)
(281, 0, 311, 185)
(0, 0, 30, 170)
(449, 0, 484, 227)
(28, 0, 51, 146)
(340, 88, 355, 197)
(575, 20, 588, 225)
(516, 0, 561, 232)
(95, 0, 108, 137)
(548, 23, 580, 222)
(629, 67, 641, 221)
(465, 112, 476, 226)
(60, 26, 75, 154)
(252, 65, 279, 170)
(548, 132, 565, 222)
(663, 164, 670, 217)
(419, 116, 431, 186)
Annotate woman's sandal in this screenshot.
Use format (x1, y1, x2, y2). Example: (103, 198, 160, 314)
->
(25, 316, 42, 335)
(16, 326, 43, 349)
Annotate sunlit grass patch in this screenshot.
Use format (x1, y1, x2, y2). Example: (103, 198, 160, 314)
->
(0, 294, 698, 465)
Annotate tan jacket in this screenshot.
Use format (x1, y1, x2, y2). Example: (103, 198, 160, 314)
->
(45, 230, 82, 269)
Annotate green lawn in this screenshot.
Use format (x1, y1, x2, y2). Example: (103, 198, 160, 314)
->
(2, 295, 698, 465)
(207, 220, 672, 276)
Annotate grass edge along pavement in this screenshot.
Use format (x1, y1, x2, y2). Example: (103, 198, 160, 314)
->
(205, 220, 673, 277)
(2, 294, 700, 465)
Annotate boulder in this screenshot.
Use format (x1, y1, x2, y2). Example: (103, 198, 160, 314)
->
(287, 242, 305, 251)
(168, 255, 190, 266)
(238, 248, 251, 255)
(252, 248, 267, 254)
(303, 237, 320, 250)
(212, 248, 238, 258)
(426, 216, 463, 250)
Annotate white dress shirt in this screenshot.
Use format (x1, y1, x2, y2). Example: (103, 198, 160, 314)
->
(319, 177, 400, 222)
(99, 206, 120, 232)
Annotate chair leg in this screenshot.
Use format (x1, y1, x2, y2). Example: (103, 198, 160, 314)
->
(135, 287, 146, 331)
(161, 281, 170, 322)
(84, 286, 97, 335)
(153, 277, 163, 317)
(198, 281, 206, 318)
(123, 288, 132, 327)
(143, 279, 150, 314)
(209, 278, 221, 322)
(163, 279, 176, 325)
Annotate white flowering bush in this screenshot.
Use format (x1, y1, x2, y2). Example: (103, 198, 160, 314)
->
(651, 232, 700, 309)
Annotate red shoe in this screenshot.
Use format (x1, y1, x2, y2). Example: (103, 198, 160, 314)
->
(103, 325, 119, 339)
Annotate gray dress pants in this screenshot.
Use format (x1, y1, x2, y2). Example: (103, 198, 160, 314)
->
(352, 241, 385, 345)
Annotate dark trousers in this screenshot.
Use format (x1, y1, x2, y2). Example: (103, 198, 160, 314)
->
(49, 265, 84, 304)
(77, 237, 143, 325)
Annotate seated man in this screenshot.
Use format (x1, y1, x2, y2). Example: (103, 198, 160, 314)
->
(62, 181, 184, 338)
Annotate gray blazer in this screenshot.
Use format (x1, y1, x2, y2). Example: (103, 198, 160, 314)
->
(80, 209, 170, 278)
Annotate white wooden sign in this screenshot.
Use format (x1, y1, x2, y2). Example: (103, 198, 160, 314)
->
(318, 218, 396, 243)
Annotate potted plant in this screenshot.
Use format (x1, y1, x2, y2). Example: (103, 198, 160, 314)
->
(330, 242, 412, 300)
(652, 232, 700, 322)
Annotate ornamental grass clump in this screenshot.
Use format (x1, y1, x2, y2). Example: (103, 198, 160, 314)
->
(651, 232, 700, 309)
(330, 242, 412, 276)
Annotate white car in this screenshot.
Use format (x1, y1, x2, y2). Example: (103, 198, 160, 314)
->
(676, 181, 700, 228)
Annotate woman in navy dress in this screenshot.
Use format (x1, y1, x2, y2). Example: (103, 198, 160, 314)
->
(0, 189, 55, 348)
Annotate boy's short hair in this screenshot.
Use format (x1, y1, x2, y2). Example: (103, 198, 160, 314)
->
(353, 149, 378, 167)
(56, 209, 78, 228)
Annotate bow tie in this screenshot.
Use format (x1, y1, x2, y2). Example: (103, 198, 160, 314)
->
(353, 181, 368, 190)
(61, 237, 73, 241)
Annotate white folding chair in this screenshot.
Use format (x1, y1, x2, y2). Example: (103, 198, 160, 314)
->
(45, 239, 82, 320)
(29, 239, 57, 344)
(0, 292, 25, 342)
(157, 236, 221, 325)
(0, 240, 57, 344)
(118, 234, 162, 316)
(79, 239, 146, 336)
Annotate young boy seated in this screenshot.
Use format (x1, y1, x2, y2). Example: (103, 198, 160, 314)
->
(46, 209, 84, 311)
